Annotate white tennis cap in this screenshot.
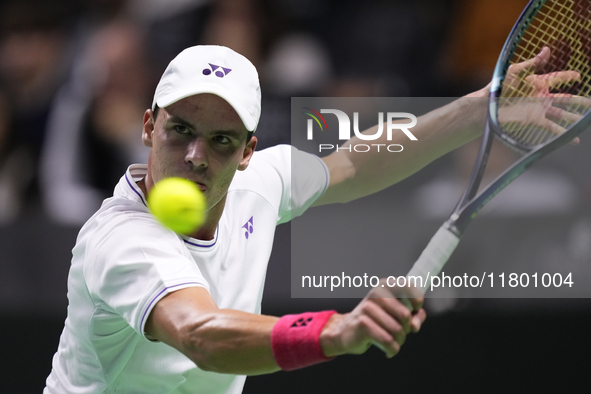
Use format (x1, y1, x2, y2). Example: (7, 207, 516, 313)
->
(152, 45, 261, 132)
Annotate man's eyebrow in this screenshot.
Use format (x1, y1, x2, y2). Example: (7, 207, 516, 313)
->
(166, 115, 245, 136)
(213, 128, 243, 136)
(167, 115, 195, 129)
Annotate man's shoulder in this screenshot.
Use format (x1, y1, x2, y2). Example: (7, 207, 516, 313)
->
(91, 196, 151, 229)
(249, 144, 293, 167)
(232, 145, 293, 187)
(76, 196, 180, 255)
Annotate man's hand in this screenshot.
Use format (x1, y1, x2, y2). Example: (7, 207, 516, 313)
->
(497, 46, 590, 145)
(503, 46, 581, 98)
(319, 280, 426, 359)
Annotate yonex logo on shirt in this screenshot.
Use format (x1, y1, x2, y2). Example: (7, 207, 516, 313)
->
(203, 63, 232, 78)
(242, 216, 254, 239)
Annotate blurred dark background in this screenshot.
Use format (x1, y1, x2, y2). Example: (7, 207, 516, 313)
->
(1, 0, 591, 392)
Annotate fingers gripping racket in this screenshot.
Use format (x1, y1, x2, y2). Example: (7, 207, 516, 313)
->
(406, 0, 591, 297)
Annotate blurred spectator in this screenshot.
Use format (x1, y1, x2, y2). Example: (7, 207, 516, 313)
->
(0, 0, 73, 222)
(41, 2, 149, 225)
(83, 21, 151, 190)
(41, 0, 215, 225)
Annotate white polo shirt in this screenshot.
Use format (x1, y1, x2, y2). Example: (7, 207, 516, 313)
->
(45, 145, 329, 394)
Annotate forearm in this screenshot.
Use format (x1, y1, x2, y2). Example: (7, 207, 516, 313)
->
(145, 287, 282, 375)
(147, 287, 426, 374)
(172, 309, 281, 375)
(317, 92, 488, 204)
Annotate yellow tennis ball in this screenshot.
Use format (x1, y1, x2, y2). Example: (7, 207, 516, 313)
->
(148, 177, 206, 234)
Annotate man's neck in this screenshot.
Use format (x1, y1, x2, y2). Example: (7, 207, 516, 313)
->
(188, 194, 225, 241)
(137, 177, 223, 241)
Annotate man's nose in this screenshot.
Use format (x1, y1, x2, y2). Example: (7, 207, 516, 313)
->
(185, 138, 208, 168)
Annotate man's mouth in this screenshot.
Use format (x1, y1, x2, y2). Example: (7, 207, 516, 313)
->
(179, 176, 206, 192)
(194, 181, 206, 192)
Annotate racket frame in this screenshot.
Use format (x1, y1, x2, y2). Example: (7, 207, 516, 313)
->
(445, 0, 591, 236)
(405, 0, 591, 301)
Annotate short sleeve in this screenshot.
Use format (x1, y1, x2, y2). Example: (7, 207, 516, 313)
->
(253, 145, 329, 224)
(84, 214, 209, 340)
(284, 146, 330, 222)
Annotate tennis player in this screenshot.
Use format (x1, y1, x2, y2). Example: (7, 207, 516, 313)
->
(43, 45, 502, 393)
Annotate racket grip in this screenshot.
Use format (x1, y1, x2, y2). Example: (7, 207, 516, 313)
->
(378, 226, 459, 353)
(406, 225, 460, 295)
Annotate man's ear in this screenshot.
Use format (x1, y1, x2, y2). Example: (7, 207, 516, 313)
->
(238, 135, 257, 171)
(142, 109, 155, 147)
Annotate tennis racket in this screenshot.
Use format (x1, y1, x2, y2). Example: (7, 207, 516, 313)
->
(406, 0, 591, 297)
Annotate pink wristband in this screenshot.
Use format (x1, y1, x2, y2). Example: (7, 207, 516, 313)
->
(271, 310, 337, 371)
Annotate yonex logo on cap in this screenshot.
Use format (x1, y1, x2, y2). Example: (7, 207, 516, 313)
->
(203, 63, 232, 78)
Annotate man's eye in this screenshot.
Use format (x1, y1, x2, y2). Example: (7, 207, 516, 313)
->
(174, 125, 190, 134)
(214, 135, 230, 144)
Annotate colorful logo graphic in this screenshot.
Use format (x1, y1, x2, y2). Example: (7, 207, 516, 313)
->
(203, 63, 232, 78)
(302, 107, 329, 132)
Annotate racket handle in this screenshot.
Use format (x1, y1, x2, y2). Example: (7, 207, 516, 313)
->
(378, 226, 459, 353)
(406, 225, 460, 296)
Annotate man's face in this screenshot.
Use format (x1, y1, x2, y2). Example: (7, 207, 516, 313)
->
(142, 94, 257, 214)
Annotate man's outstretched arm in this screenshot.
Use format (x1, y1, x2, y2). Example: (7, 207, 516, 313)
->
(145, 285, 425, 375)
(314, 87, 490, 206)
(315, 47, 584, 207)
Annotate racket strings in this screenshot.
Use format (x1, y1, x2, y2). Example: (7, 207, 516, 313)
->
(499, 0, 591, 149)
